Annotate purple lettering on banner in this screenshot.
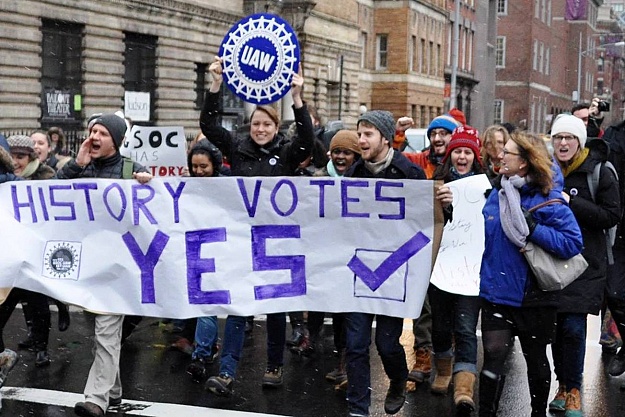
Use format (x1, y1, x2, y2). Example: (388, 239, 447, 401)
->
(270, 179, 297, 217)
(348, 232, 430, 291)
(49, 184, 76, 221)
(164, 181, 186, 223)
(341, 180, 370, 218)
(122, 230, 170, 304)
(38, 187, 49, 221)
(103, 183, 127, 222)
(185, 228, 231, 305)
(237, 178, 262, 217)
(252, 225, 306, 300)
(11, 184, 37, 223)
(132, 184, 157, 225)
(310, 179, 335, 217)
(73, 182, 98, 221)
(376, 181, 405, 220)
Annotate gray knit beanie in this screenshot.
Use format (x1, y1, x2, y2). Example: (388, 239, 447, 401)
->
(358, 110, 396, 143)
(91, 113, 127, 149)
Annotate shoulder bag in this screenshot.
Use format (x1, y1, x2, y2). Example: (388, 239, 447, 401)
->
(521, 199, 588, 291)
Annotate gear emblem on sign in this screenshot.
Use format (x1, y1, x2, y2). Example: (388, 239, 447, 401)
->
(43, 241, 82, 280)
(219, 13, 300, 105)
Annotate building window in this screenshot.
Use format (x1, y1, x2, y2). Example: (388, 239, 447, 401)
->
(124, 32, 157, 124)
(533, 40, 538, 71)
(437, 44, 442, 76)
(494, 100, 504, 125)
(534, 0, 540, 19)
(496, 36, 506, 68)
(545, 47, 550, 75)
(376, 34, 388, 70)
(194, 63, 207, 110)
(360, 32, 367, 69)
(410, 36, 416, 72)
(40, 19, 84, 129)
(539, 42, 544, 73)
(497, 0, 507, 14)
(420, 38, 426, 73)
(420, 105, 427, 127)
(429, 41, 434, 75)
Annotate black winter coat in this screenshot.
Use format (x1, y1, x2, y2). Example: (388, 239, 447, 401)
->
(345, 150, 426, 180)
(199, 92, 314, 177)
(603, 121, 625, 299)
(559, 139, 621, 314)
(56, 153, 147, 180)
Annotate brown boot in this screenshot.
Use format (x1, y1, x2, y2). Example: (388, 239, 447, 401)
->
(453, 371, 476, 412)
(431, 356, 453, 394)
(408, 346, 432, 383)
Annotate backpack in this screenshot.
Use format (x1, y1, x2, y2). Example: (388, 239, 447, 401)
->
(586, 161, 619, 264)
(122, 156, 134, 179)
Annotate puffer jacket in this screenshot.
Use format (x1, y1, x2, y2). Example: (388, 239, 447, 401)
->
(480, 176, 584, 308)
(199, 92, 314, 177)
(0, 144, 20, 184)
(55, 152, 147, 180)
(558, 139, 621, 314)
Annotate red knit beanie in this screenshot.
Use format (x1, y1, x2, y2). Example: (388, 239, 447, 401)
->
(443, 125, 481, 165)
(448, 107, 467, 126)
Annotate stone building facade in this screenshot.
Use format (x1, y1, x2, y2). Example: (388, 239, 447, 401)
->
(0, 0, 486, 136)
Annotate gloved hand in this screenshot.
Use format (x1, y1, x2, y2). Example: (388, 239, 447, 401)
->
(522, 207, 536, 236)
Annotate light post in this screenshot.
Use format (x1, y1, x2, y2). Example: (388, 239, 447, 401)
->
(576, 37, 625, 104)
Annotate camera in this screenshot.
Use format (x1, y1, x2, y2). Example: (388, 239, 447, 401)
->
(598, 100, 610, 112)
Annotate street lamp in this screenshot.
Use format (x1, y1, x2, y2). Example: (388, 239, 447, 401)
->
(576, 37, 625, 103)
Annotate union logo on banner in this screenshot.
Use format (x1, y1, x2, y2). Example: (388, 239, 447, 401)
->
(219, 13, 300, 105)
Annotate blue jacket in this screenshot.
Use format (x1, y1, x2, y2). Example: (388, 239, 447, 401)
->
(480, 178, 583, 307)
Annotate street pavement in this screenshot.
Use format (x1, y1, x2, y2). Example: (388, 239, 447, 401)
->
(1, 309, 625, 416)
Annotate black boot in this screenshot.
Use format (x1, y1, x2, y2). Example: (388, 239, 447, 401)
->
(56, 301, 70, 332)
(478, 372, 505, 417)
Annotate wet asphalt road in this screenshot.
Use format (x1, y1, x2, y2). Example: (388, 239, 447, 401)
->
(1, 309, 624, 417)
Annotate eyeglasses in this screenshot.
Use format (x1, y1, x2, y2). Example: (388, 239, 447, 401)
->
(552, 135, 578, 142)
(430, 129, 451, 138)
(502, 149, 520, 156)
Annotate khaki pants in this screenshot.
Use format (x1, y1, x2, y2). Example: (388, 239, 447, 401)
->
(83, 313, 123, 411)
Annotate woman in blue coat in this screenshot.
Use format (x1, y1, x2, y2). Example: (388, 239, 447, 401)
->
(479, 132, 584, 417)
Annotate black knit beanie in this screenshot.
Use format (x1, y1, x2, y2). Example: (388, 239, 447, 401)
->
(91, 114, 127, 148)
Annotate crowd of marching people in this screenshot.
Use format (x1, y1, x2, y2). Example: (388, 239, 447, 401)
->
(2, 60, 625, 417)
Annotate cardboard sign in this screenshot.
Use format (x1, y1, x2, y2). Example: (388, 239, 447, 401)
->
(124, 91, 151, 122)
(219, 13, 300, 105)
(0, 177, 439, 318)
(120, 126, 187, 177)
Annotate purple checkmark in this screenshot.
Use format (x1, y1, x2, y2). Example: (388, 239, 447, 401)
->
(347, 232, 430, 292)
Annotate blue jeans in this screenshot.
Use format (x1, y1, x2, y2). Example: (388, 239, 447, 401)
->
(552, 312, 587, 391)
(345, 313, 407, 416)
(266, 313, 286, 367)
(217, 315, 247, 378)
(192, 316, 218, 361)
(429, 285, 480, 373)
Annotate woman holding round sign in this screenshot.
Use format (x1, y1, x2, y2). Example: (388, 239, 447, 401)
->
(199, 52, 315, 396)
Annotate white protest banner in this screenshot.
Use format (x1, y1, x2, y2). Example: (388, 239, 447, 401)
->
(0, 177, 437, 319)
(219, 13, 300, 105)
(430, 174, 491, 296)
(120, 126, 188, 177)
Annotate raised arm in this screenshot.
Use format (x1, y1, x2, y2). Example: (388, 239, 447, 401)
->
(199, 56, 233, 159)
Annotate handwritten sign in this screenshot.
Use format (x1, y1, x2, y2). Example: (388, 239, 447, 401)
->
(124, 91, 151, 122)
(0, 177, 438, 319)
(120, 126, 187, 177)
(219, 13, 300, 105)
(430, 174, 491, 296)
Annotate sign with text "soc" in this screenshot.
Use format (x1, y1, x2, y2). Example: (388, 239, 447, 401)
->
(219, 13, 300, 105)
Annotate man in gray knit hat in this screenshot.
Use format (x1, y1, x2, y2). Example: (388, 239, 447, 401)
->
(343, 110, 453, 417)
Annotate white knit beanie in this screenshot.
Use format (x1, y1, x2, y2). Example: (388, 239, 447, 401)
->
(551, 114, 587, 148)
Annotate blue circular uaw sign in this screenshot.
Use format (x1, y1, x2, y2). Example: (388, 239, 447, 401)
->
(219, 13, 300, 105)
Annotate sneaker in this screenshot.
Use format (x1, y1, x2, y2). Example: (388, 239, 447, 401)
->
(408, 347, 432, 383)
(286, 327, 305, 347)
(206, 373, 234, 397)
(186, 358, 207, 383)
(262, 366, 283, 387)
(384, 379, 406, 414)
(109, 397, 122, 407)
(325, 367, 347, 384)
(564, 387, 583, 417)
(290, 334, 315, 357)
(74, 401, 104, 417)
(549, 384, 567, 411)
(608, 350, 625, 377)
(35, 350, 50, 367)
(0, 349, 19, 388)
